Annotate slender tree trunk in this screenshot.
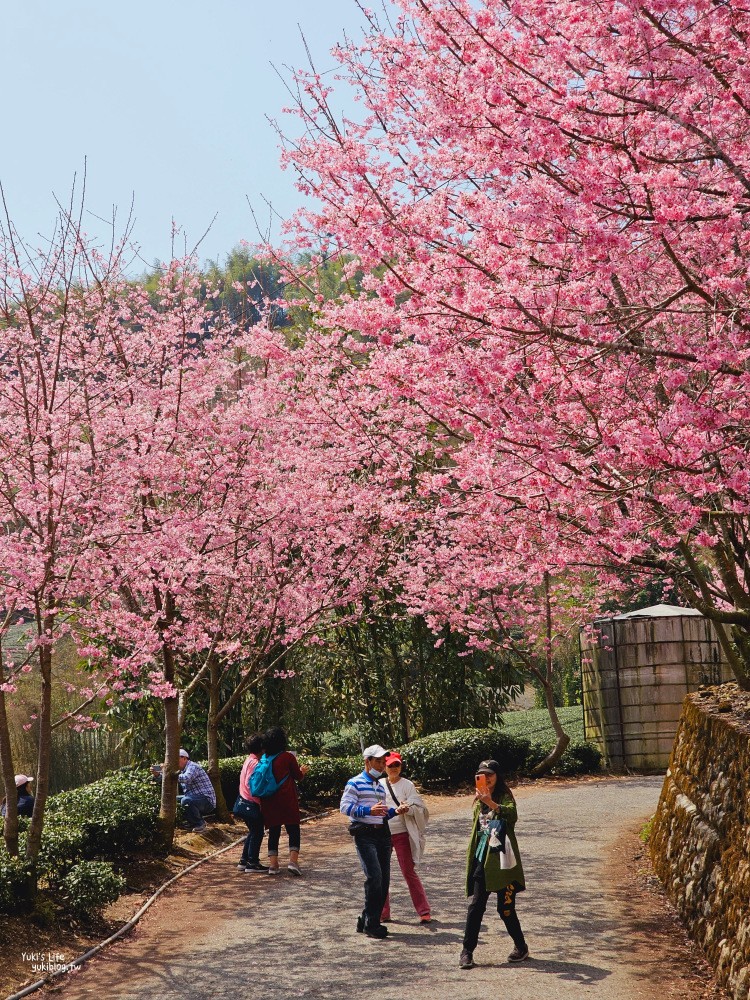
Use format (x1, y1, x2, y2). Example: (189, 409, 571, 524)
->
(157, 628, 181, 850)
(206, 652, 230, 822)
(0, 682, 19, 857)
(530, 573, 570, 775)
(25, 638, 53, 865)
(530, 677, 571, 775)
(158, 691, 181, 850)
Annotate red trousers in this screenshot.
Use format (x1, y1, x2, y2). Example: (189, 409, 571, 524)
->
(381, 831, 430, 919)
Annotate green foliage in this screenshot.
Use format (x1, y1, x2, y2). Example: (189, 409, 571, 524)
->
(40, 769, 159, 880)
(214, 754, 245, 809)
(297, 755, 362, 801)
(640, 816, 655, 844)
(254, 611, 525, 749)
(319, 724, 372, 758)
(500, 706, 585, 742)
(60, 861, 126, 919)
(0, 851, 34, 914)
(400, 728, 531, 787)
(525, 739, 603, 776)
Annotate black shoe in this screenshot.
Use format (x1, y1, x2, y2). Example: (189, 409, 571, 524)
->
(356, 916, 364, 933)
(244, 863, 270, 873)
(459, 949, 474, 970)
(365, 924, 388, 939)
(508, 945, 529, 962)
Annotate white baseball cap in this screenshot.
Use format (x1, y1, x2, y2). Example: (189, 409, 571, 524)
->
(15, 774, 34, 786)
(363, 744, 388, 759)
(178, 749, 190, 758)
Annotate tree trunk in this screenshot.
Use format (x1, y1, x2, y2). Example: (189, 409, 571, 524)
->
(530, 678, 571, 775)
(529, 573, 570, 775)
(25, 639, 53, 866)
(206, 653, 231, 822)
(0, 683, 19, 857)
(157, 692, 181, 850)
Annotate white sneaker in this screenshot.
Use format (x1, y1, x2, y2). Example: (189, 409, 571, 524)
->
(287, 863, 302, 876)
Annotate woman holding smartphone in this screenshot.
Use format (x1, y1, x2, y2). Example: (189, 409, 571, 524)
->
(460, 759, 529, 970)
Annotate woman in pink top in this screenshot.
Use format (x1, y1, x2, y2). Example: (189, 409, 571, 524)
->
(236, 733, 267, 873)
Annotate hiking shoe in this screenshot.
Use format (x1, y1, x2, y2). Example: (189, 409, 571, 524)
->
(365, 924, 388, 939)
(508, 945, 529, 963)
(191, 822, 208, 833)
(287, 863, 302, 876)
(459, 949, 474, 970)
(244, 863, 270, 873)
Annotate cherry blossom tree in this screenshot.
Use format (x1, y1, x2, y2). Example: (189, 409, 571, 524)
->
(280, 0, 750, 690)
(0, 204, 139, 862)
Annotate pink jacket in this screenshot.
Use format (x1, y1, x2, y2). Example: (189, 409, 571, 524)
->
(239, 754, 262, 804)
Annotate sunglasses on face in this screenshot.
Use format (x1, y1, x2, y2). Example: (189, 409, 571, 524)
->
(385, 762, 401, 768)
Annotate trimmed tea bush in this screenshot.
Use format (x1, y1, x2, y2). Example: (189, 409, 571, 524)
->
(0, 851, 34, 914)
(297, 755, 362, 801)
(41, 769, 159, 879)
(60, 860, 126, 919)
(524, 738, 603, 776)
(399, 728, 531, 787)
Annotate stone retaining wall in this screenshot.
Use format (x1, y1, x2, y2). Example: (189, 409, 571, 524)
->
(650, 689, 750, 1000)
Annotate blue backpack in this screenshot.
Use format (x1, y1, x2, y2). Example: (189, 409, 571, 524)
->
(249, 753, 289, 798)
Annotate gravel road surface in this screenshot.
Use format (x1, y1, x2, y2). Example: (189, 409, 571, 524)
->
(50, 776, 707, 1000)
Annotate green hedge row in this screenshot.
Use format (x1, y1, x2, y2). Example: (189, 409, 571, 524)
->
(0, 770, 159, 916)
(216, 729, 602, 801)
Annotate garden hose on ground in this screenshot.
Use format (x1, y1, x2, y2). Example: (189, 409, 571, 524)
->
(5, 810, 331, 1000)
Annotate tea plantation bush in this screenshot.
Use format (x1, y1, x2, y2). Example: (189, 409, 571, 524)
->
(525, 739, 603, 776)
(0, 852, 34, 914)
(40, 769, 160, 880)
(399, 728, 531, 786)
(60, 860, 126, 919)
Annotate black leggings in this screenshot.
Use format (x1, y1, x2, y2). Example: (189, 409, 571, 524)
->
(267, 823, 301, 854)
(463, 859, 526, 953)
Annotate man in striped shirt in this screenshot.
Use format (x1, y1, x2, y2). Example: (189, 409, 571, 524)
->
(340, 745, 396, 939)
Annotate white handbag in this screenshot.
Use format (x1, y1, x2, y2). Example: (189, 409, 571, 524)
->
(499, 839, 517, 870)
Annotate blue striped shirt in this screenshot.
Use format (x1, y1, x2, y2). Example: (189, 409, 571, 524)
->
(340, 770, 395, 825)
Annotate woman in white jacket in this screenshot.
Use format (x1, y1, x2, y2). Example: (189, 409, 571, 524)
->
(380, 752, 432, 924)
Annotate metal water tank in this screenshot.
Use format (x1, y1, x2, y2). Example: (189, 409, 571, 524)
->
(580, 604, 731, 771)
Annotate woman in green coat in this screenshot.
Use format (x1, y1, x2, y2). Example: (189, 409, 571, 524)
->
(460, 759, 529, 970)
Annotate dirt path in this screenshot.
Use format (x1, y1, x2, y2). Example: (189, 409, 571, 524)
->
(44, 776, 723, 1000)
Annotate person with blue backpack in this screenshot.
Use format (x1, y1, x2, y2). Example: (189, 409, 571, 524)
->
(251, 726, 309, 875)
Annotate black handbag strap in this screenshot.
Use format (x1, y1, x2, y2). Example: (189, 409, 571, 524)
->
(385, 779, 401, 807)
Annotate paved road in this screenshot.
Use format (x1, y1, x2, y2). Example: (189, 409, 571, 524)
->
(52, 777, 673, 1000)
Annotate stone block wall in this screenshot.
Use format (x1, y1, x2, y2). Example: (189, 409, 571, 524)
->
(650, 687, 750, 1000)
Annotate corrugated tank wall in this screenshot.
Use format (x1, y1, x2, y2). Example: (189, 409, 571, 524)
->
(580, 613, 731, 771)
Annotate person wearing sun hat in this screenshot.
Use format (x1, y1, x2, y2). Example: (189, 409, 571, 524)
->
(340, 744, 396, 939)
(459, 759, 528, 970)
(1, 774, 35, 818)
(379, 751, 432, 925)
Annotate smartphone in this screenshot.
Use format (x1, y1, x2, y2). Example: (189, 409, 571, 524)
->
(475, 774, 488, 795)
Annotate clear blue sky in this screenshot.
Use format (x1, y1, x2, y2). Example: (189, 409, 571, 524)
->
(2, 1, 368, 271)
